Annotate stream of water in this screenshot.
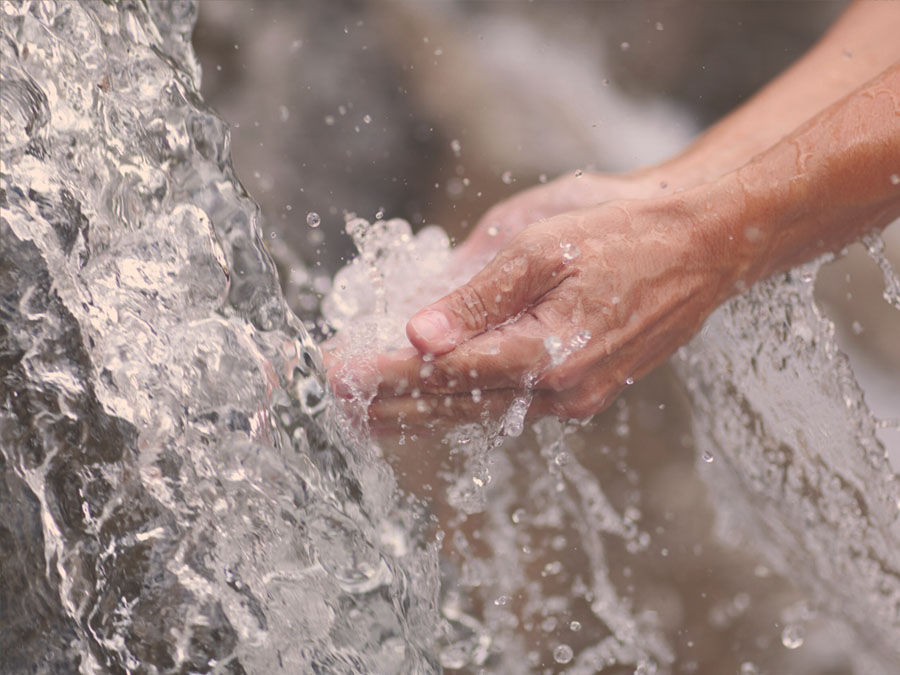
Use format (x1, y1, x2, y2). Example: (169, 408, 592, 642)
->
(1, 2, 898, 674)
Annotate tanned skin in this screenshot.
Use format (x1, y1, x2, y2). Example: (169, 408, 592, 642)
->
(332, 1, 900, 432)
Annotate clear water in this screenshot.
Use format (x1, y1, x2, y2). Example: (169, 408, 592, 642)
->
(2, 1, 899, 674)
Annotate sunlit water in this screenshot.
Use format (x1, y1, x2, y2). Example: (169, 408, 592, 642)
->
(2, 1, 898, 674)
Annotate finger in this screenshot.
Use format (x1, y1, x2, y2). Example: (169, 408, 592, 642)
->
(406, 223, 574, 355)
(456, 176, 603, 258)
(380, 313, 549, 395)
(369, 387, 569, 435)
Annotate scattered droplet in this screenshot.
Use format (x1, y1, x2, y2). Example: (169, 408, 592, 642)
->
(560, 242, 580, 261)
(306, 212, 321, 228)
(553, 644, 574, 664)
(493, 595, 509, 606)
(781, 623, 805, 649)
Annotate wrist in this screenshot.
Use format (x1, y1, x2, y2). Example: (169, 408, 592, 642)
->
(664, 173, 770, 303)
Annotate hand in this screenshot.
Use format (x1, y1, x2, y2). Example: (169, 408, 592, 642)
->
(369, 189, 741, 434)
(456, 170, 671, 263)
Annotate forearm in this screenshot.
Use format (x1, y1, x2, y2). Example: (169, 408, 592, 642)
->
(696, 63, 900, 296)
(651, 0, 900, 190)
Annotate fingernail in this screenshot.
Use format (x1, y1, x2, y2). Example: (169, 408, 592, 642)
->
(408, 309, 456, 354)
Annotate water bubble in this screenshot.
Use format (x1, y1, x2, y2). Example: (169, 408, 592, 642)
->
(501, 171, 514, 184)
(471, 388, 482, 403)
(450, 139, 461, 156)
(739, 662, 759, 675)
(625, 376, 634, 386)
(544, 335, 565, 365)
(553, 644, 574, 664)
(781, 623, 805, 649)
(569, 620, 582, 632)
(375, 208, 384, 219)
(306, 212, 321, 228)
(702, 451, 714, 463)
(363, 114, 372, 124)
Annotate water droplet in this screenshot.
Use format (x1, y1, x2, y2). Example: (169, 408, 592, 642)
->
(702, 451, 714, 463)
(781, 623, 805, 649)
(306, 212, 321, 228)
(501, 171, 514, 184)
(553, 644, 574, 664)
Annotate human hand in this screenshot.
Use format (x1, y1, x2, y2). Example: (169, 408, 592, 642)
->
(369, 187, 744, 434)
(456, 170, 672, 264)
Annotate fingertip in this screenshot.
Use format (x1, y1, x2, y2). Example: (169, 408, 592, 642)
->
(406, 309, 457, 355)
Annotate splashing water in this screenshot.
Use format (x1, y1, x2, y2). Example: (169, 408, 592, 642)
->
(3, 1, 899, 674)
(678, 252, 900, 671)
(1, 1, 439, 672)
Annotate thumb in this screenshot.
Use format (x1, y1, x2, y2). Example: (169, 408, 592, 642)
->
(407, 230, 566, 354)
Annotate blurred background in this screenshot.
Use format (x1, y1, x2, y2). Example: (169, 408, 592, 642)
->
(192, 2, 898, 673)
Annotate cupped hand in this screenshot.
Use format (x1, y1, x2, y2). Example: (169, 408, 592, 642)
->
(456, 169, 671, 263)
(369, 190, 741, 434)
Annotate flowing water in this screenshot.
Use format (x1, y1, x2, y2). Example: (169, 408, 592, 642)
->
(1, 1, 898, 674)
